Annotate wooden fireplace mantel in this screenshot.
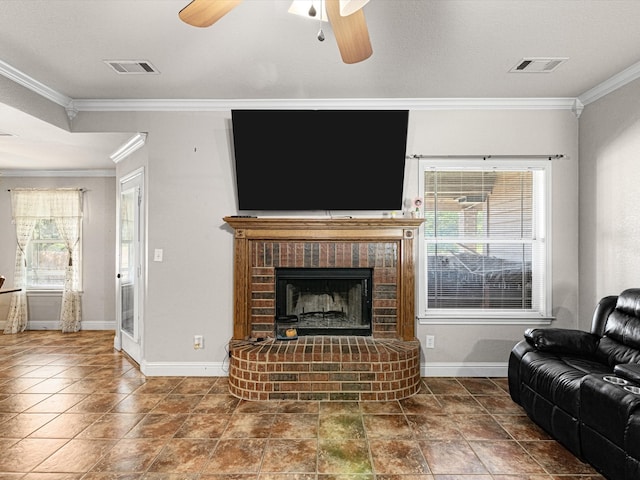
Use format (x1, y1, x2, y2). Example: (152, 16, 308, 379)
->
(223, 216, 424, 341)
(224, 216, 423, 237)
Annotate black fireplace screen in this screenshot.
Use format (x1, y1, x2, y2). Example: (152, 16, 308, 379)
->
(275, 267, 373, 336)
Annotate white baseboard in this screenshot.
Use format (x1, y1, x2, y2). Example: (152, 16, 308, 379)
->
(0, 320, 115, 331)
(422, 362, 508, 377)
(25, 321, 60, 330)
(24, 320, 116, 330)
(140, 361, 230, 377)
(78, 321, 116, 330)
(138, 361, 507, 378)
(0, 323, 508, 379)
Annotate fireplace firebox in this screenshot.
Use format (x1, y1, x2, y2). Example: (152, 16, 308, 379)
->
(275, 267, 373, 337)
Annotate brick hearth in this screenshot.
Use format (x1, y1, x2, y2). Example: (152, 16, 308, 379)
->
(229, 336, 421, 401)
(224, 217, 423, 401)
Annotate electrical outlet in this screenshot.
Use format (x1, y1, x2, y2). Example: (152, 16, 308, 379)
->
(426, 335, 435, 349)
(193, 335, 204, 349)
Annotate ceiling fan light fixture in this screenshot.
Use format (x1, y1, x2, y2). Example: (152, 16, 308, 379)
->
(339, 0, 370, 16)
(288, 0, 329, 22)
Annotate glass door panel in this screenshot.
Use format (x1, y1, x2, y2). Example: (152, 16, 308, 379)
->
(117, 170, 143, 364)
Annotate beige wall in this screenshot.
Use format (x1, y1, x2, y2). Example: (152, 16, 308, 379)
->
(74, 111, 238, 371)
(0, 75, 70, 131)
(0, 175, 116, 330)
(0, 93, 586, 376)
(69, 107, 579, 376)
(578, 77, 640, 329)
(133, 112, 237, 369)
(405, 109, 579, 374)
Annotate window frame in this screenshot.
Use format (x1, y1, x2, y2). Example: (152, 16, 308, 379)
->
(25, 217, 83, 292)
(416, 158, 553, 324)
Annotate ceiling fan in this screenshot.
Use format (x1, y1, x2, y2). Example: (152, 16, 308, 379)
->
(178, 0, 373, 64)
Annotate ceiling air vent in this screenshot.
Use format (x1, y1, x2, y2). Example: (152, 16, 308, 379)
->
(510, 57, 568, 73)
(104, 60, 159, 74)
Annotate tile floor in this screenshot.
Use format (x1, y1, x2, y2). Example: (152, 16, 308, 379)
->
(0, 330, 605, 479)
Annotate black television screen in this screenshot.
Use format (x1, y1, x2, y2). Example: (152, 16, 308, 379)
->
(231, 109, 409, 211)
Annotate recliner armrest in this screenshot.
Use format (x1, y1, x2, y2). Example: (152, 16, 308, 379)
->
(524, 328, 600, 355)
(613, 363, 640, 384)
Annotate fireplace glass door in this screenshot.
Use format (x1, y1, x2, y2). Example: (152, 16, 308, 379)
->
(275, 268, 373, 336)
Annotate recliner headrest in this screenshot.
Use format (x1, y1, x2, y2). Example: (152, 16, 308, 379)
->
(615, 288, 640, 318)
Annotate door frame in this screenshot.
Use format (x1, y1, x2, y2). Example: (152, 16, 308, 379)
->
(114, 167, 145, 365)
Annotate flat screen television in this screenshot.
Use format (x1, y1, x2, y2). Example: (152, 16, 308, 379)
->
(231, 109, 409, 211)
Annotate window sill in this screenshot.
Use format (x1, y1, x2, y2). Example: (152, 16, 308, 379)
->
(418, 315, 554, 326)
(26, 290, 63, 297)
(26, 290, 84, 297)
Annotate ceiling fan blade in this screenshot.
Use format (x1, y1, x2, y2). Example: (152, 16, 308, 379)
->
(179, 0, 243, 28)
(326, 0, 372, 64)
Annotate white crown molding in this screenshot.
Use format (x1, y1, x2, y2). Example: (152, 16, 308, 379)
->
(0, 59, 73, 108)
(0, 169, 115, 177)
(110, 132, 147, 163)
(1, 55, 638, 116)
(578, 59, 640, 106)
(68, 97, 579, 112)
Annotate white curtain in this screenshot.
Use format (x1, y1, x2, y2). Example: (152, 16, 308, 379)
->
(4, 189, 83, 334)
(4, 216, 37, 334)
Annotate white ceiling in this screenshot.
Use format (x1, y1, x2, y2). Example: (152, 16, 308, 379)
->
(1, 0, 640, 171)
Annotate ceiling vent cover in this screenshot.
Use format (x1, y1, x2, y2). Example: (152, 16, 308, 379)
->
(104, 60, 159, 74)
(510, 57, 568, 73)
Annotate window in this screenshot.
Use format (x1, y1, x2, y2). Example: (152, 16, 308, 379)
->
(25, 219, 74, 289)
(418, 159, 551, 319)
(7, 188, 84, 334)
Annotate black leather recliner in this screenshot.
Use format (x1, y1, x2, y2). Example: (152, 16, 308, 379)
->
(508, 288, 640, 480)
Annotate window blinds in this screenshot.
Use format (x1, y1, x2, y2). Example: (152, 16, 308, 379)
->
(422, 167, 547, 314)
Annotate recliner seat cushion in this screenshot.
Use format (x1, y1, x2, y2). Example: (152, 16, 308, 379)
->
(520, 351, 611, 416)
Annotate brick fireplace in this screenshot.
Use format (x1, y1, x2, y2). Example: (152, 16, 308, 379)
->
(224, 217, 423, 401)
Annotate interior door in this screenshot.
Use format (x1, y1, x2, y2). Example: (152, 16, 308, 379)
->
(115, 169, 144, 364)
